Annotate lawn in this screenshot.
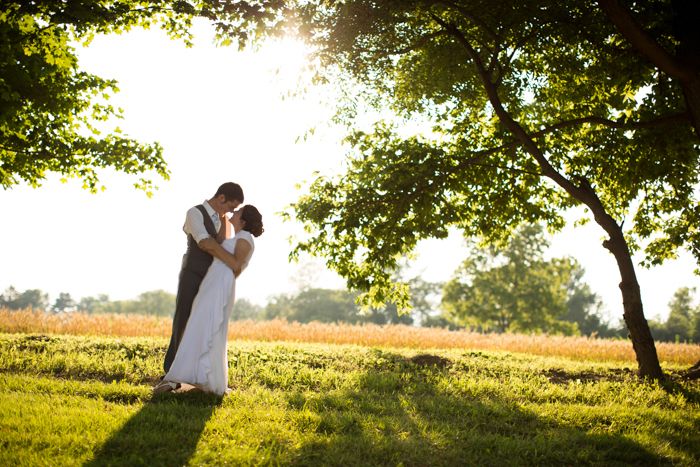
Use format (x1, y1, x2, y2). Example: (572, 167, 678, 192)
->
(0, 333, 698, 465)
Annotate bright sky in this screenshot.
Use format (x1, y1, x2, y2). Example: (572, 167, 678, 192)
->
(1, 20, 698, 322)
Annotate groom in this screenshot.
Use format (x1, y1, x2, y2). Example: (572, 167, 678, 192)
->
(163, 182, 245, 373)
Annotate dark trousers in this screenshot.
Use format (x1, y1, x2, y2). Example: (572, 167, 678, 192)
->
(163, 267, 205, 373)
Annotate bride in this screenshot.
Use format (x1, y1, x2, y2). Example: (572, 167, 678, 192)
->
(155, 204, 264, 396)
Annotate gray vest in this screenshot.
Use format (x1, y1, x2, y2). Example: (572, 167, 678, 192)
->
(183, 205, 218, 278)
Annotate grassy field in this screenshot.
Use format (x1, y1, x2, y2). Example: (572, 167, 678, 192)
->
(0, 332, 698, 466)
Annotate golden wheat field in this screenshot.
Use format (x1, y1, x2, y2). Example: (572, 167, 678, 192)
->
(1, 308, 698, 365)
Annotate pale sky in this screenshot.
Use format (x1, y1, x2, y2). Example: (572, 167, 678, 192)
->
(1, 21, 698, 322)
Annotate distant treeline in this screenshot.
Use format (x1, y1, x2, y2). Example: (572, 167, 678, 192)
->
(0, 287, 176, 317)
(4, 225, 699, 343)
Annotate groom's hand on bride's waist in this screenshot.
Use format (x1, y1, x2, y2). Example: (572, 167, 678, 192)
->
(198, 237, 242, 276)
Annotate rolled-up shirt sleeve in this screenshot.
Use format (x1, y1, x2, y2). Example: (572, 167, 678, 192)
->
(183, 206, 211, 243)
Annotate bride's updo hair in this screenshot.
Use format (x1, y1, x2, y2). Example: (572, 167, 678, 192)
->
(241, 205, 264, 237)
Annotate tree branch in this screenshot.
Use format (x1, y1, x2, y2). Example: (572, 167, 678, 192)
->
(597, 0, 694, 83)
(434, 0, 501, 44)
(535, 112, 690, 134)
(430, 14, 558, 174)
(429, 12, 631, 242)
(376, 31, 447, 56)
(452, 111, 688, 172)
(466, 161, 541, 177)
(0, 143, 99, 160)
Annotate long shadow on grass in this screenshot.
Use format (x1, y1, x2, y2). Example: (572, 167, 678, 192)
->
(284, 350, 669, 466)
(84, 392, 220, 467)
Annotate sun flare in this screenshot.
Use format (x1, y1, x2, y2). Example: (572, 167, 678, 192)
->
(253, 36, 316, 83)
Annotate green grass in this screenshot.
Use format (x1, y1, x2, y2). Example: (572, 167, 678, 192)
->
(0, 333, 698, 466)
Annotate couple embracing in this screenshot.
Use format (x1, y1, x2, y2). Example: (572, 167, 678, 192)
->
(155, 182, 263, 396)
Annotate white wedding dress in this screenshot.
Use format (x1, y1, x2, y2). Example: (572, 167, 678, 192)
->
(164, 230, 254, 395)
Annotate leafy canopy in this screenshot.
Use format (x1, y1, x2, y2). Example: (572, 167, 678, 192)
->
(278, 0, 699, 308)
(0, 0, 289, 193)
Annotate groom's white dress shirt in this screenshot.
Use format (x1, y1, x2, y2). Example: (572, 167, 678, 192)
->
(183, 200, 221, 243)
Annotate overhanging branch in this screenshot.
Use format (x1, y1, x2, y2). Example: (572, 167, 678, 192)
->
(534, 112, 690, 134)
(429, 11, 622, 232)
(373, 31, 447, 57)
(597, 0, 693, 82)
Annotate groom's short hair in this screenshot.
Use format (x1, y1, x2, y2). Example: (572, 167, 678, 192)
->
(215, 182, 244, 203)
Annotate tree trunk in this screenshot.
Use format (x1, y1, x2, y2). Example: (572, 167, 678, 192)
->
(486, 76, 666, 379)
(602, 226, 664, 380)
(443, 16, 666, 380)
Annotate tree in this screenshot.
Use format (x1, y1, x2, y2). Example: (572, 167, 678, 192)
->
(442, 224, 597, 335)
(262, 286, 423, 324)
(0, 286, 19, 309)
(565, 281, 617, 337)
(0, 286, 49, 310)
(16, 289, 49, 310)
(74, 290, 175, 315)
(134, 290, 175, 317)
(665, 286, 694, 341)
(231, 298, 264, 321)
(650, 287, 700, 343)
(692, 304, 700, 343)
(264, 288, 363, 323)
(404, 276, 440, 326)
(0, 1, 285, 193)
(52, 292, 76, 312)
(650, 286, 698, 342)
(103, 301, 134, 314)
(77, 294, 110, 314)
(563, 262, 620, 337)
(276, 0, 700, 379)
